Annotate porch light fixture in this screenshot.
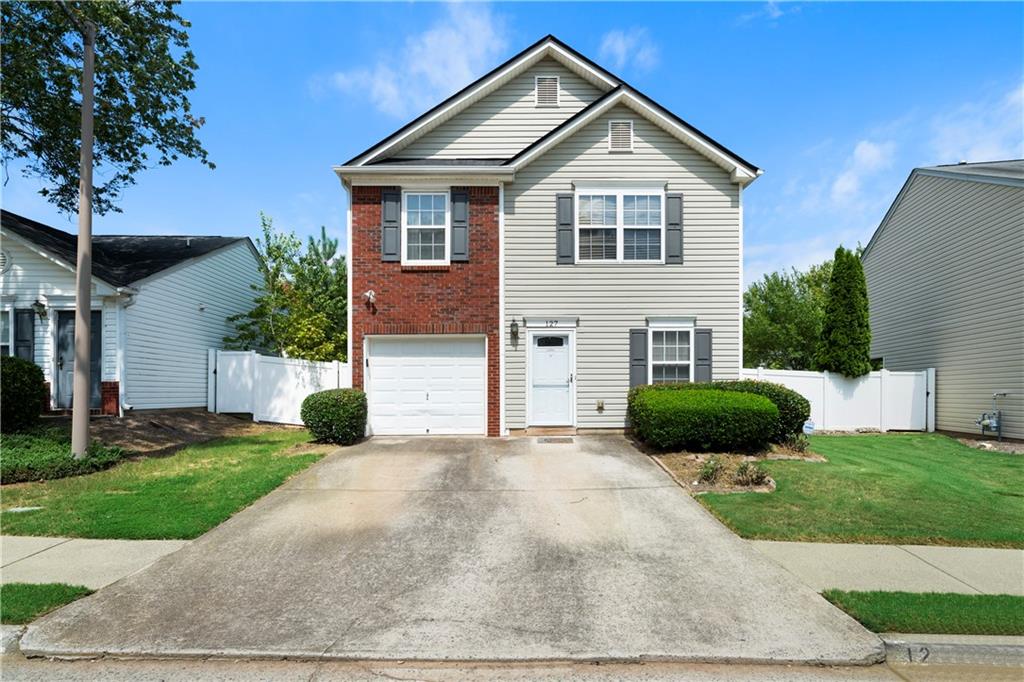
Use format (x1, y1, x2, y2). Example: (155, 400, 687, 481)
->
(31, 299, 47, 320)
(510, 319, 519, 342)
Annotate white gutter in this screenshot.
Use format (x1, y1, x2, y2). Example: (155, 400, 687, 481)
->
(333, 165, 515, 179)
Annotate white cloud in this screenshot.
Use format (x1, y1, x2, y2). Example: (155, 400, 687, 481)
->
(737, 2, 800, 25)
(830, 140, 896, 205)
(325, 3, 508, 119)
(928, 84, 1024, 163)
(598, 28, 660, 73)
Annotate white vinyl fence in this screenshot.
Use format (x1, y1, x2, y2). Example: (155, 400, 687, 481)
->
(740, 367, 935, 432)
(207, 350, 352, 425)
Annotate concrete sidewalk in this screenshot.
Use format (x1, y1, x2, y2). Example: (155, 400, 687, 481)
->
(1, 536, 187, 589)
(751, 541, 1024, 595)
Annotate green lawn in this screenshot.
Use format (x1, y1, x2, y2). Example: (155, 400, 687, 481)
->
(698, 434, 1024, 548)
(0, 430, 321, 539)
(823, 590, 1024, 636)
(0, 583, 93, 624)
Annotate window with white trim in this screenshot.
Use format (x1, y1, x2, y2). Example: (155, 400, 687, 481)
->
(650, 328, 693, 384)
(402, 191, 449, 264)
(535, 75, 559, 107)
(575, 189, 664, 263)
(608, 120, 633, 152)
(0, 309, 11, 357)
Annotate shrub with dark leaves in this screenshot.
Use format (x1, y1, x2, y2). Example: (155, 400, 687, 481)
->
(1, 356, 45, 433)
(300, 389, 367, 445)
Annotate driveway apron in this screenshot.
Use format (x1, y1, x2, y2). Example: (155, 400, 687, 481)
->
(22, 436, 883, 664)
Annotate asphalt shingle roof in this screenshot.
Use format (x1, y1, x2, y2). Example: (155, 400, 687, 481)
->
(1, 209, 245, 287)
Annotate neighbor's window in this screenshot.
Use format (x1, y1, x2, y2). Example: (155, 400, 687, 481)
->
(403, 192, 449, 264)
(0, 310, 10, 356)
(650, 329, 692, 383)
(576, 190, 663, 263)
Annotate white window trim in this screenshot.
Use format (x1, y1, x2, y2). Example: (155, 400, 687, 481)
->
(608, 119, 634, 152)
(574, 188, 665, 264)
(401, 189, 451, 266)
(0, 305, 12, 356)
(534, 75, 560, 107)
(648, 326, 695, 385)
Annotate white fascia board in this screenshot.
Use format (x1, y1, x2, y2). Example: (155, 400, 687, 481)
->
(0, 228, 118, 295)
(346, 41, 618, 167)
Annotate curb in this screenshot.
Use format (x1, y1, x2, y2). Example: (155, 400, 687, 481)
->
(882, 633, 1024, 667)
(1, 625, 25, 655)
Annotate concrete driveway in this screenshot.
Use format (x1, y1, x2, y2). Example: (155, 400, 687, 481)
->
(22, 436, 882, 664)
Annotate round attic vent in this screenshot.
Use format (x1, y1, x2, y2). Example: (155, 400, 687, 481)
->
(0, 250, 10, 275)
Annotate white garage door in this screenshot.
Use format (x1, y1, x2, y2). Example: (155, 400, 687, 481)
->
(366, 336, 487, 435)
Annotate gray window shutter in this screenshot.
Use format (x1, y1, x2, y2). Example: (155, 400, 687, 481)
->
(694, 328, 712, 382)
(451, 190, 469, 262)
(14, 309, 34, 362)
(556, 193, 574, 264)
(629, 328, 648, 387)
(381, 190, 401, 262)
(665, 193, 683, 264)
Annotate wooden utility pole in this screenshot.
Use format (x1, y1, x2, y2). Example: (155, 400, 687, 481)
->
(62, 4, 96, 459)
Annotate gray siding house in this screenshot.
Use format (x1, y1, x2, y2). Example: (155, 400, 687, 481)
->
(336, 35, 761, 435)
(862, 160, 1024, 440)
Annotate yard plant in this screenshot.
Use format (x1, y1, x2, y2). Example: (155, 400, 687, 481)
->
(301, 388, 367, 445)
(1, 428, 124, 484)
(1, 429, 321, 539)
(628, 387, 778, 452)
(815, 246, 872, 377)
(1, 356, 46, 433)
(700, 433, 1024, 548)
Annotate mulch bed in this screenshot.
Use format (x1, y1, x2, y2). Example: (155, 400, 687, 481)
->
(652, 444, 824, 494)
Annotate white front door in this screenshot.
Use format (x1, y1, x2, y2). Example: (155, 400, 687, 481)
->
(529, 332, 573, 426)
(366, 336, 487, 435)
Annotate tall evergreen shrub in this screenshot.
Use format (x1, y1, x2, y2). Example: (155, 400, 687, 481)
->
(815, 246, 872, 377)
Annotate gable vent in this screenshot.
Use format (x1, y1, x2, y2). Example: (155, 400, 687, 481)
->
(608, 120, 633, 152)
(535, 76, 559, 107)
(0, 250, 9, 274)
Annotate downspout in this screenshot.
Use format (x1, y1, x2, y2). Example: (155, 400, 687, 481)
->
(115, 286, 138, 415)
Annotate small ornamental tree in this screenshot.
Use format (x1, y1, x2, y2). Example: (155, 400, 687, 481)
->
(815, 246, 872, 378)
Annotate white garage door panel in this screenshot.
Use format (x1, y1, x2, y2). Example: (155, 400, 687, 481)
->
(367, 337, 486, 435)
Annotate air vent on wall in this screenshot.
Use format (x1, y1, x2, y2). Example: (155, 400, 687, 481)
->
(608, 120, 633, 152)
(535, 76, 559, 107)
(0, 250, 9, 275)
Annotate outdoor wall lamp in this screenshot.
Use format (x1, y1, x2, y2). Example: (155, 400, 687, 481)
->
(31, 299, 47, 320)
(510, 319, 519, 342)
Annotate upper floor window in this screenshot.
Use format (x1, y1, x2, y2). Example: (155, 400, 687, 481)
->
(608, 120, 633, 152)
(575, 190, 663, 263)
(402, 191, 449, 265)
(535, 75, 559, 107)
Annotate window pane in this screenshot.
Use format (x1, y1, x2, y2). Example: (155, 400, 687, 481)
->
(624, 228, 661, 260)
(407, 227, 445, 261)
(578, 228, 616, 260)
(653, 364, 690, 384)
(433, 194, 445, 210)
(579, 195, 615, 226)
(579, 196, 592, 225)
(0, 311, 9, 344)
(408, 194, 420, 210)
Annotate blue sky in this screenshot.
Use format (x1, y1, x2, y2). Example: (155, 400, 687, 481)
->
(4, 1, 1022, 283)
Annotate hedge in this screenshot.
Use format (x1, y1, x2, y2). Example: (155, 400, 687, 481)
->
(300, 388, 367, 445)
(1, 356, 46, 434)
(628, 386, 778, 452)
(639, 380, 809, 442)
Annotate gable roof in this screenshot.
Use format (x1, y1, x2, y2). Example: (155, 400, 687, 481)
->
(862, 159, 1024, 258)
(336, 35, 761, 183)
(1, 209, 246, 287)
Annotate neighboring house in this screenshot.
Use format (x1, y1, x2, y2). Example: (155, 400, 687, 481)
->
(334, 35, 761, 436)
(862, 160, 1024, 440)
(0, 210, 262, 415)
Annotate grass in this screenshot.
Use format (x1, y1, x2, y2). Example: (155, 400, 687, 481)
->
(698, 433, 1024, 548)
(0, 583, 93, 624)
(0, 429, 321, 539)
(823, 590, 1024, 636)
(0, 428, 125, 484)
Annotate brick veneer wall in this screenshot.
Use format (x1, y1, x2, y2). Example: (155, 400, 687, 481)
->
(101, 381, 119, 416)
(351, 185, 501, 436)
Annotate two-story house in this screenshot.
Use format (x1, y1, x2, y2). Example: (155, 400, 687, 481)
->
(334, 35, 761, 436)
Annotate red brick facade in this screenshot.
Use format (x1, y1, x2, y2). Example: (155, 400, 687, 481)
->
(101, 381, 119, 416)
(351, 185, 501, 436)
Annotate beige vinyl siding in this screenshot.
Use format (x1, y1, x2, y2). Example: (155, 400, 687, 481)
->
(863, 173, 1024, 439)
(0, 233, 118, 384)
(504, 104, 741, 429)
(125, 241, 261, 409)
(399, 58, 604, 159)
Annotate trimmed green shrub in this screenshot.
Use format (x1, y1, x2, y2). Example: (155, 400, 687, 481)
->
(628, 387, 778, 452)
(1, 428, 125, 484)
(300, 388, 367, 445)
(1, 356, 46, 433)
(638, 380, 810, 442)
